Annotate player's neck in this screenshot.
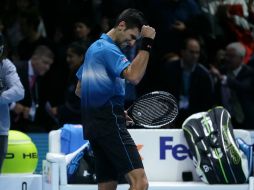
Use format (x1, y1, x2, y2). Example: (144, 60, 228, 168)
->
(107, 28, 117, 42)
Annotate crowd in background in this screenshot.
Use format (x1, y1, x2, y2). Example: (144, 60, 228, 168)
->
(0, 0, 254, 132)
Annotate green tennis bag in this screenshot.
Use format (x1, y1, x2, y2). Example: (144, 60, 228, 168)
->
(182, 107, 250, 184)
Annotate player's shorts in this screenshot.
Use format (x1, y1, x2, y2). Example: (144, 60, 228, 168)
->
(89, 127, 144, 183)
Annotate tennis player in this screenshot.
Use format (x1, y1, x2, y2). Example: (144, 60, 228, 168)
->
(75, 8, 155, 190)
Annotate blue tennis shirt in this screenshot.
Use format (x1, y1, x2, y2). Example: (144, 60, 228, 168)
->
(76, 33, 131, 109)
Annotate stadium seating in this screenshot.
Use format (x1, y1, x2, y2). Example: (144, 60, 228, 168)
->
(43, 128, 254, 190)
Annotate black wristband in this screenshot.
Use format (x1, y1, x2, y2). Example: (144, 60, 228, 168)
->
(140, 37, 153, 53)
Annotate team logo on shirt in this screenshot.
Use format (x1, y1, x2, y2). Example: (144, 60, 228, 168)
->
(121, 57, 128, 63)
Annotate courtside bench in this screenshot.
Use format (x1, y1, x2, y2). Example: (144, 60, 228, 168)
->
(42, 129, 254, 190)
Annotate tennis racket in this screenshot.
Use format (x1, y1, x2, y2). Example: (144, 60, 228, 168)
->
(127, 91, 178, 128)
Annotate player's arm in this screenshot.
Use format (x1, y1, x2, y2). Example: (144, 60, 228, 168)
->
(122, 25, 156, 85)
(122, 51, 150, 85)
(75, 80, 81, 98)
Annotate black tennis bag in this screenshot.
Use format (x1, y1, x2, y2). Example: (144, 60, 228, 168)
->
(67, 145, 97, 184)
(182, 107, 250, 184)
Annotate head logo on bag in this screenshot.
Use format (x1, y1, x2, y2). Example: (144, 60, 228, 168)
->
(182, 107, 250, 184)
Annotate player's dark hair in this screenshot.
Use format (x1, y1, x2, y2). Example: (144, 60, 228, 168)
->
(114, 8, 146, 31)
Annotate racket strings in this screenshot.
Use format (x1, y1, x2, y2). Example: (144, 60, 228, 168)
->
(131, 94, 178, 126)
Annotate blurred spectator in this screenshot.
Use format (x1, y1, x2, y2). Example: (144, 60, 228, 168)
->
(146, 0, 202, 59)
(136, 0, 203, 95)
(0, 19, 4, 34)
(196, 0, 228, 63)
(15, 8, 53, 61)
(100, 16, 112, 33)
(200, 0, 254, 63)
(10, 45, 54, 132)
(211, 49, 226, 69)
(45, 42, 86, 127)
(73, 17, 92, 47)
(248, 55, 254, 68)
(209, 49, 226, 83)
(3, 0, 46, 57)
(247, 0, 254, 23)
(160, 37, 214, 127)
(101, 0, 136, 20)
(210, 42, 254, 129)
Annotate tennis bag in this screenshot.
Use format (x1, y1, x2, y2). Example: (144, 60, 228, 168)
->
(67, 144, 97, 184)
(182, 107, 250, 184)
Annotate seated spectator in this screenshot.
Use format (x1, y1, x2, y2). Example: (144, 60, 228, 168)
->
(160, 37, 214, 127)
(46, 42, 86, 126)
(209, 49, 226, 82)
(3, 0, 47, 56)
(15, 8, 53, 61)
(10, 45, 54, 132)
(210, 42, 254, 129)
(73, 18, 92, 47)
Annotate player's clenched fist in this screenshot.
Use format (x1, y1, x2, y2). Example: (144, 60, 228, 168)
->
(141, 25, 156, 39)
